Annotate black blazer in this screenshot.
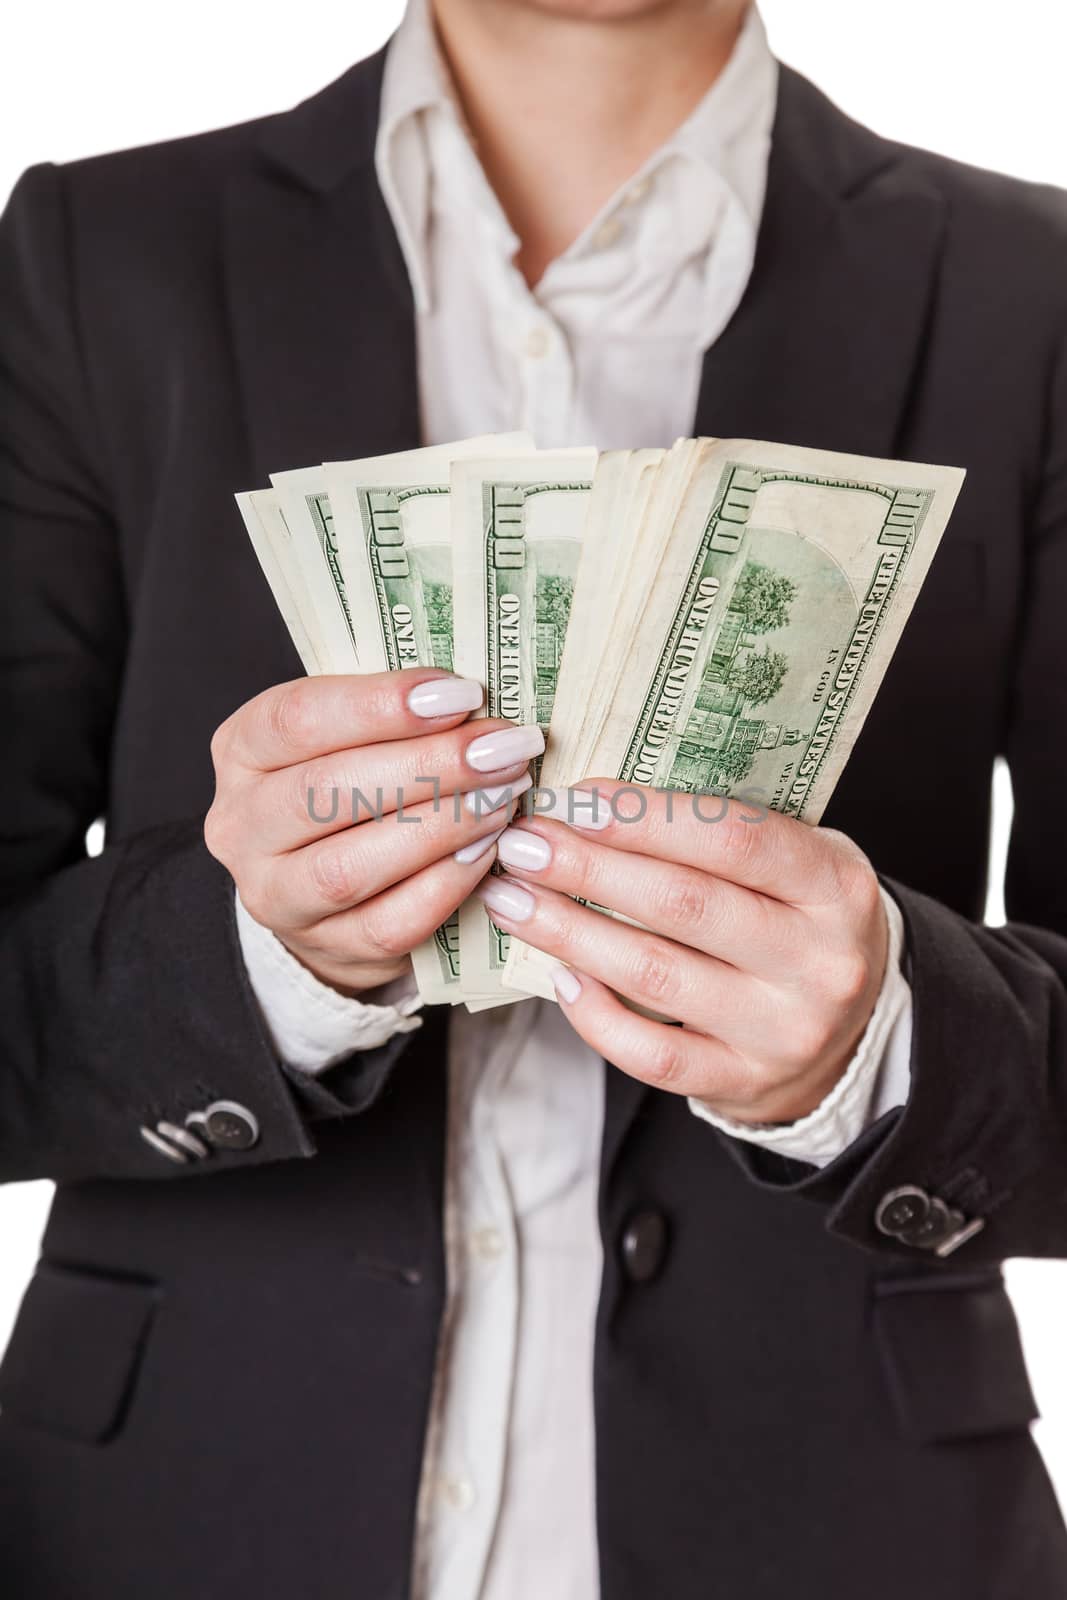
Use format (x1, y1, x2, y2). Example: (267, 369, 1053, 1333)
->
(1, 46, 1066, 1600)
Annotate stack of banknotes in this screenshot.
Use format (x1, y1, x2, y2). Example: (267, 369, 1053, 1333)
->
(237, 433, 964, 1010)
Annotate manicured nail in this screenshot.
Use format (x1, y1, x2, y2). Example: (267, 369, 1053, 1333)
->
(550, 965, 583, 1004)
(464, 771, 533, 816)
(497, 827, 552, 872)
(454, 827, 505, 865)
(407, 676, 484, 718)
(475, 877, 536, 923)
(542, 787, 612, 830)
(465, 723, 545, 773)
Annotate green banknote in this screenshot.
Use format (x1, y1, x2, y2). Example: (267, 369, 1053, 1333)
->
(236, 488, 326, 676)
(269, 467, 361, 673)
(452, 451, 597, 999)
(326, 436, 531, 1005)
(240, 433, 964, 1014)
(504, 438, 964, 1000)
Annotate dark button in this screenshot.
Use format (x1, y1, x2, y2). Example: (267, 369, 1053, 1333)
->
(197, 1101, 260, 1152)
(875, 1184, 983, 1256)
(902, 1196, 957, 1247)
(876, 1186, 930, 1237)
(620, 1209, 668, 1283)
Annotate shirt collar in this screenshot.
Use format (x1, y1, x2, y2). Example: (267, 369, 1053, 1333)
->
(378, 0, 454, 135)
(375, 0, 778, 315)
(665, 4, 778, 231)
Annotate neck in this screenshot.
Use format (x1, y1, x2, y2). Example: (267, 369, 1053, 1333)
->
(430, 0, 750, 286)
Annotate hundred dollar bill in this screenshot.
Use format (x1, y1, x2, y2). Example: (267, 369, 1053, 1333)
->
(324, 435, 532, 1006)
(452, 450, 597, 1001)
(547, 444, 681, 784)
(269, 466, 361, 673)
(236, 489, 326, 676)
(504, 438, 965, 1000)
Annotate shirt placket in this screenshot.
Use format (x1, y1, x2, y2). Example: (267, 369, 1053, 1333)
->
(412, 1004, 536, 1600)
(512, 302, 574, 449)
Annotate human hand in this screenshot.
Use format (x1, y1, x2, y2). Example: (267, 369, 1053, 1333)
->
(205, 670, 541, 995)
(479, 783, 887, 1123)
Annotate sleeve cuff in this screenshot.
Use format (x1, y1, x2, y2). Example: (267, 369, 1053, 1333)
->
(687, 884, 912, 1168)
(234, 891, 423, 1075)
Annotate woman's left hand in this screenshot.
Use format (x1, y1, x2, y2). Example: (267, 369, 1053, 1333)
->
(477, 781, 888, 1124)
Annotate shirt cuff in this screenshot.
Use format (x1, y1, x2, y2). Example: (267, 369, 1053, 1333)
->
(234, 890, 423, 1076)
(687, 884, 912, 1169)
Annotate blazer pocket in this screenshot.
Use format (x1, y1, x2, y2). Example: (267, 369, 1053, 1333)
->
(873, 1270, 1038, 1445)
(0, 1260, 159, 1445)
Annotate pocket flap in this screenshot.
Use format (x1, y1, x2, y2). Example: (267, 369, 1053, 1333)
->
(0, 1261, 159, 1444)
(873, 1271, 1038, 1445)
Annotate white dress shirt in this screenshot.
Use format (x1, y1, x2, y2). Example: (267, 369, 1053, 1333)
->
(237, 4, 915, 1595)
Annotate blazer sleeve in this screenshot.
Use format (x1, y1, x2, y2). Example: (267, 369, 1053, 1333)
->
(0, 166, 408, 1186)
(718, 323, 1067, 1267)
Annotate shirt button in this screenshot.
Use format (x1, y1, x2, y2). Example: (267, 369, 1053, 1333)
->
(524, 325, 551, 359)
(471, 1225, 505, 1261)
(624, 177, 652, 205)
(440, 1473, 476, 1511)
(592, 216, 623, 250)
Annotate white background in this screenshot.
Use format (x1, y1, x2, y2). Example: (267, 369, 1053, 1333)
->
(2, 0, 1066, 1506)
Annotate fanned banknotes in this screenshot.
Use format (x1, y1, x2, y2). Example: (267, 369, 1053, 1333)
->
(237, 435, 964, 1010)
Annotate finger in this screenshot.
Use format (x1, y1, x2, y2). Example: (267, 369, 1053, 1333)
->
(220, 669, 488, 773)
(474, 876, 762, 1041)
(536, 780, 847, 908)
(494, 818, 801, 976)
(248, 728, 538, 854)
(294, 828, 506, 970)
(543, 965, 745, 1101)
(249, 791, 525, 934)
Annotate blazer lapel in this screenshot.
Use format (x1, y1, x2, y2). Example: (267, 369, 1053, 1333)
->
(224, 48, 421, 487)
(603, 68, 948, 1184)
(694, 67, 947, 452)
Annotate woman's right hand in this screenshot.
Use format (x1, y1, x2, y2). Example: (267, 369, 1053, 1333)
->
(204, 669, 542, 995)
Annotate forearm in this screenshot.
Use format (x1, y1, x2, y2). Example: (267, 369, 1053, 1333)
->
(721, 881, 1067, 1264)
(0, 820, 398, 1184)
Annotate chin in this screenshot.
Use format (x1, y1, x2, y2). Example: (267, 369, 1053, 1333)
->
(507, 0, 683, 19)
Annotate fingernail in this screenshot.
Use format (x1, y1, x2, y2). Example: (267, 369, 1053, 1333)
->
(464, 771, 533, 816)
(466, 723, 545, 773)
(542, 787, 612, 830)
(497, 827, 552, 872)
(407, 677, 484, 718)
(454, 827, 505, 865)
(550, 965, 582, 1004)
(475, 877, 535, 923)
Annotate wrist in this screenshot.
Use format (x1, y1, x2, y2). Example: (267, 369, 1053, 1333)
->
(706, 1054, 854, 1129)
(276, 937, 412, 998)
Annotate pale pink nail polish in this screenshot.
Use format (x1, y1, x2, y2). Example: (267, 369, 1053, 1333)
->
(454, 827, 505, 865)
(550, 965, 582, 1004)
(497, 828, 552, 872)
(540, 786, 612, 830)
(466, 724, 545, 773)
(464, 772, 534, 816)
(475, 877, 535, 923)
(407, 676, 484, 718)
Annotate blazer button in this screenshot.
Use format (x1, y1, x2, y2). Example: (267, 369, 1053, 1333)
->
(875, 1186, 930, 1238)
(620, 1209, 668, 1283)
(874, 1184, 984, 1256)
(195, 1101, 260, 1151)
